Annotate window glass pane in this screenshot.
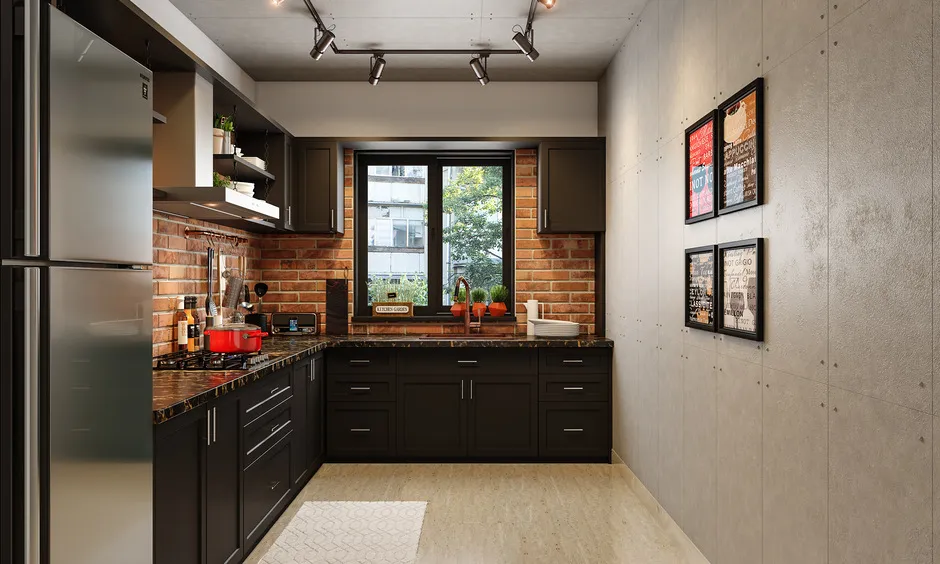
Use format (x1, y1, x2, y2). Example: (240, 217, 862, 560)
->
(366, 165, 428, 306)
(442, 165, 504, 305)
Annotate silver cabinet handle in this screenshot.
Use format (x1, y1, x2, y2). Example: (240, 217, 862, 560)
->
(246, 386, 291, 413)
(269, 481, 281, 491)
(311, 357, 316, 381)
(349, 386, 371, 391)
(349, 359, 371, 365)
(350, 428, 371, 432)
(461, 380, 464, 400)
(206, 409, 211, 446)
(213, 407, 217, 443)
(562, 359, 584, 364)
(287, 205, 292, 225)
(543, 209, 548, 227)
(24, 267, 40, 564)
(270, 386, 281, 395)
(247, 420, 292, 456)
(563, 428, 584, 432)
(563, 387, 584, 391)
(470, 379, 474, 400)
(457, 360, 478, 365)
(24, 0, 41, 257)
(331, 209, 335, 230)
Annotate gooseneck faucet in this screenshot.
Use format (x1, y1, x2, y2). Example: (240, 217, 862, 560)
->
(453, 277, 481, 335)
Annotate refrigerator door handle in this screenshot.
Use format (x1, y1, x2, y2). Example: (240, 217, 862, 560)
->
(24, 267, 41, 564)
(24, 0, 41, 257)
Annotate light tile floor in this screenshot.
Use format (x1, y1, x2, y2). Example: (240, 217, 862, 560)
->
(245, 463, 694, 564)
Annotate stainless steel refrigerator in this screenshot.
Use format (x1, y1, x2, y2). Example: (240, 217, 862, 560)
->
(1, 3, 154, 563)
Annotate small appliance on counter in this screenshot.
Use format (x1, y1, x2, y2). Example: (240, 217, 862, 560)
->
(271, 312, 319, 335)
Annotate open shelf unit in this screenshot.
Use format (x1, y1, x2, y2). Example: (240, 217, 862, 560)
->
(212, 154, 275, 184)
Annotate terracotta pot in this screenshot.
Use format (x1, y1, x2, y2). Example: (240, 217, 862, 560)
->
(451, 302, 467, 317)
(488, 302, 507, 317)
(472, 302, 487, 318)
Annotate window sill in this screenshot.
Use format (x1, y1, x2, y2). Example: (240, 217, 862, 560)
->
(352, 315, 518, 324)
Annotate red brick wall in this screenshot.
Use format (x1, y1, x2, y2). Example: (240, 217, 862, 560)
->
(151, 212, 262, 355)
(152, 149, 597, 347)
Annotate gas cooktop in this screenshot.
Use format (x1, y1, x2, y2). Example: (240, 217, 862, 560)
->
(153, 350, 273, 371)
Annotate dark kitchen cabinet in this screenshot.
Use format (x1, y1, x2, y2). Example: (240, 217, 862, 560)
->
(292, 140, 344, 233)
(291, 354, 324, 488)
(243, 432, 293, 548)
(539, 402, 609, 460)
(236, 133, 293, 232)
(154, 406, 207, 564)
(397, 375, 467, 458)
(538, 140, 606, 233)
(467, 375, 538, 458)
(206, 393, 243, 564)
(327, 402, 396, 459)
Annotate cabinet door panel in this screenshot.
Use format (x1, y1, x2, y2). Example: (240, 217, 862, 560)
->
(397, 375, 467, 458)
(468, 375, 537, 458)
(293, 140, 341, 233)
(291, 359, 310, 487)
(206, 394, 243, 564)
(308, 354, 324, 468)
(327, 402, 396, 459)
(538, 141, 605, 233)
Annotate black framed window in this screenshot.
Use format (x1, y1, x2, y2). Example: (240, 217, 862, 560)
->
(355, 152, 514, 317)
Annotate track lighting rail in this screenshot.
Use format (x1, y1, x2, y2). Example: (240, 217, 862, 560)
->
(301, 0, 543, 57)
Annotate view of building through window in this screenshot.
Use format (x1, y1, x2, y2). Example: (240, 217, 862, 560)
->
(365, 163, 504, 308)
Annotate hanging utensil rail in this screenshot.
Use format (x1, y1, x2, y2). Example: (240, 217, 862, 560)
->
(183, 228, 248, 248)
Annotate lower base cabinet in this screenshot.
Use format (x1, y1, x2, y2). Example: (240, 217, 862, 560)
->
(206, 392, 244, 564)
(539, 402, 609, 460)
(468, 375, 538, 458)
(244, 433, 293, 547)
(397, 375, 467, 458)
(327, 402, 396, 459)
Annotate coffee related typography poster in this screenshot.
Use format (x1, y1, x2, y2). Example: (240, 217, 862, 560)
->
(720, 244, 759, 336)
(720, 80, 762, 212)
(686, 247, 715, 330)
(687, 116, 715, 222)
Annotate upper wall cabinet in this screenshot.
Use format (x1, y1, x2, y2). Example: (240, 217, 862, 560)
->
(292, 140, 345, 234)
(538, 140, 606, 233)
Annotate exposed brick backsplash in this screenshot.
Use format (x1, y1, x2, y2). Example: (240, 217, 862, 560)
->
(152, 149, 596, 348)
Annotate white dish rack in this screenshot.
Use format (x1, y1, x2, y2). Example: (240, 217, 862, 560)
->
(529, 318, 580, 337)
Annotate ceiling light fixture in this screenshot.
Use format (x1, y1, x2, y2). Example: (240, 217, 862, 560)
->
(310, 28, 335, 60)
(512, 31, 539, 62)
(469, 56, 490, 86)
(271, 0, 285, 6)
(369, 55, 386, 85)
(538, 0, 556, 8)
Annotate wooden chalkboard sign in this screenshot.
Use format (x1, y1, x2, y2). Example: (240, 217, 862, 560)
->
(718, 78, 763, 215)
(717, 239, 764, 341)
(685, 245, 717, 332)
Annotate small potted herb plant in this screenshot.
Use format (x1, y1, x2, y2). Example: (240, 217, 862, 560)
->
(451, 288, 467, 317)
(488, 285, 509, 317)
(213, 171, 232, 189)
(214, 114, 235, 154)
(471, 288, 487, 319)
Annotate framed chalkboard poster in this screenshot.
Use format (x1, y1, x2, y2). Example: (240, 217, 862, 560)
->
(685, 245, 717, 332)
(718, 78, 764, 215)
(717, 238, 764, 341)
(685, 111, 718, 224)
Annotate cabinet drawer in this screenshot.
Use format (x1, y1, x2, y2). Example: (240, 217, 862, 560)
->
(244, 433, 292, 545)
(539, 373, 609, 402)
(539, 349, 610, 374)
(539, 402, 609, 459)
(398, 349, 536, 376)
(327, 373, 395, 402)
(327, 349, 396, 374)
(244, 403, 292, 468)
(327, 402, 396, 459)
(242, 369, 292, 424)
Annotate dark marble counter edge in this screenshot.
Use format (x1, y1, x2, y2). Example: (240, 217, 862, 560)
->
(153, 336, 614, 425)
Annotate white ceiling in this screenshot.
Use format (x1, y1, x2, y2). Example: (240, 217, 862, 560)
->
(167, 0, 645, 81)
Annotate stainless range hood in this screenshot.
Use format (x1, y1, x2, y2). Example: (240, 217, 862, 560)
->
(152, 73, 280, 230)
(153, 186, 280, 224)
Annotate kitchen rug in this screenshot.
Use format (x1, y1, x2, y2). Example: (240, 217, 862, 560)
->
(260, 501, 427, 564)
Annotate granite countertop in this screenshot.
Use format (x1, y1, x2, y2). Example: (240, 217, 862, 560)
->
(153, 335, 614, 425)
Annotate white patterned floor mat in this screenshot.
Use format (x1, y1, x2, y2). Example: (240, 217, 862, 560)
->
(260, 501, 428, 564)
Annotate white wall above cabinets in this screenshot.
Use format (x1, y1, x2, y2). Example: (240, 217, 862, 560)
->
(255, 81, 598, 138)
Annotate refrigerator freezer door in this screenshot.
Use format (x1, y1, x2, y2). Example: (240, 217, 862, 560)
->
(48, 8, 152, 265)
(48, 267, 153, 564)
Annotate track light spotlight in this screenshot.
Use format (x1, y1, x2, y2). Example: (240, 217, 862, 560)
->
(512, 31, 539, 62)
(369, 55, 386, 85)
(470, 57, 490, 86)
(310, 28, 335, 60)
(538, 0, 556, 8)
(271, 0, 285, 6)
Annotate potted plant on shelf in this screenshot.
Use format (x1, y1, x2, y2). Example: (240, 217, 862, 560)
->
(214, 114, 235, 154)
(471, 288, 487, 319)
(213, 171, 232, 189)
(451, 288, 467, 317)
(488, 285, 509, 317)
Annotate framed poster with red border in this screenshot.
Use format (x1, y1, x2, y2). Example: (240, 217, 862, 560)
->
(717, 238, 764, 341)
(717, 78, 764, 215)
(685, 245, 717, 332)
(685, 111, 718, 224)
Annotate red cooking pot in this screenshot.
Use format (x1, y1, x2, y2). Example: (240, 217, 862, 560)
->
(203, 324, 269, 353)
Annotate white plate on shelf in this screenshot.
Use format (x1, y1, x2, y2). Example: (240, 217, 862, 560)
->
(530, 318, 580, 337)
(242, 156, 266, 170)
(233, 181, 254, 195)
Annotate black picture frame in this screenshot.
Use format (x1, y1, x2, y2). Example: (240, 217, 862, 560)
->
(717, 238, 764, 341)
(685, 245, 717, 332)
(717, 77, 764, 216)
(684, 111, 719, 225)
